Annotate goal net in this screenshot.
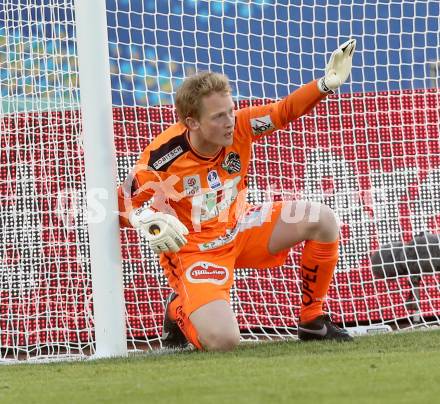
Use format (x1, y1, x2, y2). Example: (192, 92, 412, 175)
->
(1, 0, 439, 361)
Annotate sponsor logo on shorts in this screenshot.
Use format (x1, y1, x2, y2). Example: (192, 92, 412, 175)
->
(183, 175, 201, 196)
(186, 262, 229, 285)
(198, 225, 240, 251)
(250, 115, 276, 136)
(152, 146, 184, 169)
(207, 169, 222, 190)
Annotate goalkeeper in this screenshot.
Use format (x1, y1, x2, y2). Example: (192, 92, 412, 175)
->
(118, 39, 356, 350)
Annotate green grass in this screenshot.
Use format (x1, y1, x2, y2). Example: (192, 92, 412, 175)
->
(1, 330, 440, 404)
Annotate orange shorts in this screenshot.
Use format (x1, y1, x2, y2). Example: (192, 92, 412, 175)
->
(160, 202, 289, 316)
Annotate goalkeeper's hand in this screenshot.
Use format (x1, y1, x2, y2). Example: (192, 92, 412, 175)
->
(129, 207, 189, 254)
(317, 38, 356, 94)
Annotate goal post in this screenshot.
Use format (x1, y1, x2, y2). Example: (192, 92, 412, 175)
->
(74, 0, 126, 359)
(0, 0, 127, 362)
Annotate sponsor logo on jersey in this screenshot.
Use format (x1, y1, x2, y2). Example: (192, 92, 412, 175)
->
(207, 169, 222, 190)
(191, 176, 241, 224)
(152, 146, 184, 170)
(186, 262, 229, 285)
(250, 115, 276, 136)
(183, 175, 201, 196)
(221, 152, 241, 174)
(237, 203, 272, 232)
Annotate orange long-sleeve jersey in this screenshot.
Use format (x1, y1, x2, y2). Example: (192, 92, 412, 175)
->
(118, 80, 326, 246)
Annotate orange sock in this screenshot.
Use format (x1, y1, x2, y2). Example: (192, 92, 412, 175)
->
(299, 239, 339, 323)
(168, 294, 203, 350)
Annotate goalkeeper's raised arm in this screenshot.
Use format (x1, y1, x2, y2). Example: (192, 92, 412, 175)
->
(235, 39, 356, 142)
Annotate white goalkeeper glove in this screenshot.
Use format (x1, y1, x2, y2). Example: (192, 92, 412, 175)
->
(317, 38, 356, 94)
(129, 207, 189, 254)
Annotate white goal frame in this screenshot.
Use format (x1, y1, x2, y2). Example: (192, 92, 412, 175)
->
(72, 0, 126, 359)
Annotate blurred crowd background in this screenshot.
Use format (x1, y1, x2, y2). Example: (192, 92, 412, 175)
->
(0, 0, 438, 111)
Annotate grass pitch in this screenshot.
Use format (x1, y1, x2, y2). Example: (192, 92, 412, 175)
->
(1, 329, 440, 404)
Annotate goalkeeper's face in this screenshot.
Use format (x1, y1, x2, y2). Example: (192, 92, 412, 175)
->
(190, 91, 235, 149)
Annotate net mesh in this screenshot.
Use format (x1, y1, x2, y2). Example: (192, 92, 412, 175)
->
(1, 0, 440, 361)
(109, 1, 440, 345)
(0, 0, 93, 361)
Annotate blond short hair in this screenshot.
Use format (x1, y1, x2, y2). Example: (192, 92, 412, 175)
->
(175, 71, 232, 122)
